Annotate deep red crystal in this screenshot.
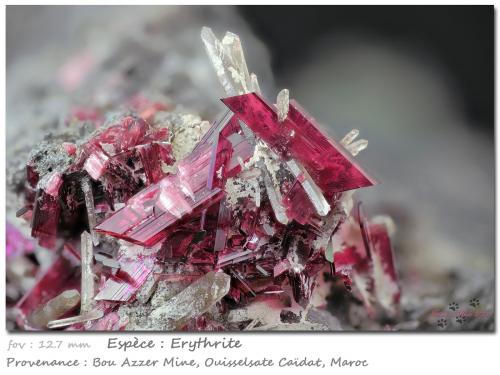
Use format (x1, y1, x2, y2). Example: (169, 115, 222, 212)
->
(222, 92, 376, 197)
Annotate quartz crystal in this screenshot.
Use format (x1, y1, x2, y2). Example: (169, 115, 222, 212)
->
(15, 246, 81, 329)
(150, 271, 230, 329)
(28, 289, 80, 329)
(47, 309, 104, 329)
(81, 177, 99, 246)
(276, 89, 289, 122)
(80, 231, 95, 313)
(201, 27, 254, 96)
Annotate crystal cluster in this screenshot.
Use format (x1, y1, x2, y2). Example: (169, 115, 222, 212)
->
(9, 27, 400, 331)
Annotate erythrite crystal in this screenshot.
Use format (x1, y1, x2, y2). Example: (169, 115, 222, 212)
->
(6, 222, 35, 258)
(222, 92, 376, 196)
(62, 142, 77, 156)
(15, 246, 81, 329)
(369, 221, 400, 316)
(31, 191, 60, 249)
(84, 150, 109, 180)
(95, 259, 152, 301)
(95, 142, 225, 246)
(95, 111, 254, 246)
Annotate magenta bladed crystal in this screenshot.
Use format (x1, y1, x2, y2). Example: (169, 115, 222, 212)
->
(222, 92, 376, 196)
(95, 142, 225, 246)
(94, 111, 256, 247)
(368, 223, 401, 308)
(15, 246, 81, 329)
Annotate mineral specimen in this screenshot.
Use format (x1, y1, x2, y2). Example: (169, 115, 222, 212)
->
(9, 27, 401, 331)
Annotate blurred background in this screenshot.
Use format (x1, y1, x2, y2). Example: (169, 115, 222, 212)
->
(6, 5, 494, 329)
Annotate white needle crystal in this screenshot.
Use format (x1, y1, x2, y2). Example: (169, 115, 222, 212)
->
(285, 159, 330, 216)
(346, 139, 368, 156)
(250, 73, 262, 94)
(201, 27, 261, 96)
(276, 89, 289, 122)
(80, 231, 95, 314)
(341, 129, 368, 156)
(81, 176, 99, 246)
(47, 309, 104, 329)
(340, 129, 360, 147)
(261, 162, 289, 225)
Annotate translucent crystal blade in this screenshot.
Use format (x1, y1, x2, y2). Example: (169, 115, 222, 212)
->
(285, 159, 330, 216)
(81, 176, 99, 246)
(217, 249, 257, 268)
(80, 231, 95, 313)
(202, 27, 250, 96)
(250, 73, 261, 94)
(340, 129, 359, 147)
(150, 271, 230, 329)
(95, 261, 152, 302)
(276, 89, 289, 122)
(28, 289, 80, 329)
(260, 162, 289, 225)
(346, 139, 368, 156)
(214, 200, 231, 252)
(47, 309, 104, 329)
(222, 31, 251, 92)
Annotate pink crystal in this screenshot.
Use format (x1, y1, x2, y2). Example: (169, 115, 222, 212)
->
(31, 191, 60, 249)
(95, 143, 224, 246)
(68, 106, 102, 124)
(282, 180, 317, 225)
(127, 94, 169, 122)
(222, 92, 376, 197)
(44, 172, 64, 197)
(136, 142, 173, 184)
(6, 222, 35, 258)
(15, 246, 81, 329)
(62, 142, 77, 156)
(369, 223, 401, 309)
(94, 114, 249, 246)
(95, 259, 153, 302)
(84, 150, 110, 180)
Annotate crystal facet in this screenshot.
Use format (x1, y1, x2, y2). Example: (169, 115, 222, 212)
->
(150, 271, 230, 329)
(276, 89, 289, 122)
(80, 231, 95, 313)
(222, 92, 376, 196)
